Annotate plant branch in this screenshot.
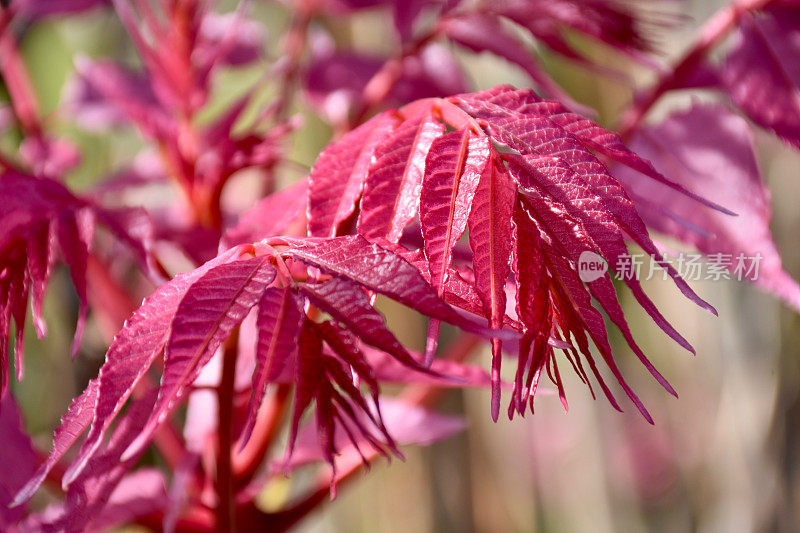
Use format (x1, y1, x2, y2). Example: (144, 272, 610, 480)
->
(348, 27, 441, 129)
(233, 383, 292, 485)
(215, 329, 240, 532)
(616, 0, 776, 139)
(269, 1, 313, 122)
(0, 11, 41, 135)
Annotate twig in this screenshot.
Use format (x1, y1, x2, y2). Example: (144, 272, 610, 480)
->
(215, 330, 240, 532)
(233, 383, 292, 485)
(616, 0, 777, 139)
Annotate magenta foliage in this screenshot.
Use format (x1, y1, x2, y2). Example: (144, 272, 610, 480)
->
(18, 235, 496, 505)
(0, 395, 37, 530)
(2, 0, 108, 21)
(722, 6, 800, 149)
(301, 0, 657, 121)
(279, 397, 465, 474)
(304, 38, 468, 125)
(616, 103, 800, 312)
(6, 1, 800, 530)
(0, 172, 155, 397)
(308, 112, 400, 237)
(308, 85, 720, 422)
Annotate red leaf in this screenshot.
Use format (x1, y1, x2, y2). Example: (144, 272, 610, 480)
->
(0, 394, 37, 527)
(298, 276, 424, 370)
(456, 89, 715, 321)
(279, 397, 464, 473)
(0, 172, 155, 395)
(308, 111, 399, 237)
(122, 255, 276, 460)
(358, 115, 445, 242)
(37, 391, 167, 532)
(283, 236, 509, 341)
(459, 85, 733, 214)
(420, 130, 489, 362)
(492, 0, 654, 62)
(508, 203, 552, 418)
(223, 178, 308, 247)
(239, 286, 304, 448)
(536, 225, 653, 422)
(55, 208, 93, 358)
(467, 151, 516, 419)
(196, 12, 266, 69)
(12, 380, 99, 506)
(723, 8, 800, 149)
(363, 345, 495, 388)
(66, 56, 170, 136)
(285, 319, 399, 483)
(59, 246, 246, 487)
(515, 183, 679, 401)
(441, 14, 590, 114)
(420, 130, 488, 296)
(616, 103, 800, 312)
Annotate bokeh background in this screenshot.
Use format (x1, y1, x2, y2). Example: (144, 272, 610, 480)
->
(7, 0, 800, 531)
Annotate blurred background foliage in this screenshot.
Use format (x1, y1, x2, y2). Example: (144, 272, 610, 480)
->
(5, 0, 800, 531)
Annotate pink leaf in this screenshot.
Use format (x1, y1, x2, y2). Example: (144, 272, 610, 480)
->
(36, 391, 167, 532)
(308, 111, 399, 237)
(722, 8, 800, 149)
(285, 319, 401, 483)
(122, 255, 276, 460)
(65, 56, 170, 136)
(456, 88, 715, 320)
(441, 14, 591, 114)
(363, 345, 494, 388)
(239, 287, 304, 448)
(420, 130, 489, 362)
(16, 0, 108, 18)
(358, 115, 445, 242)
(55, 209, 93, 358)
(298, 276, 424, 370)
(616, 103, 800, 312)
(492, 0, 654, 63)
(304, 39, 467, 124)
(12, 380, 99, 506)
(467, 152, 516, 419)
(515, 181, 679, 402)
(0, 395, 37, 527)
(459, 85, 733, 214)
(196, 12, 266, 68)
(60, 246, 246, 486)
(283, 236, 511, 341)
(534, 218, 653, 422)
(279, 397, 464, 472)
(0, 172, 155, 394)
(509, 202, 553, 417)
(223, 178, 308, 248)
(420, 130, 488, 295)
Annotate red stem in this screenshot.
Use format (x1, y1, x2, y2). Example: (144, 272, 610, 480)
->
(348, 28, 441, 130)
(215, 331, 239, 531)
(270, 2, 313, 122)
(0, 11, 42, 135)
(616, 0, 777, 139)
(232, 383, 292, 485)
